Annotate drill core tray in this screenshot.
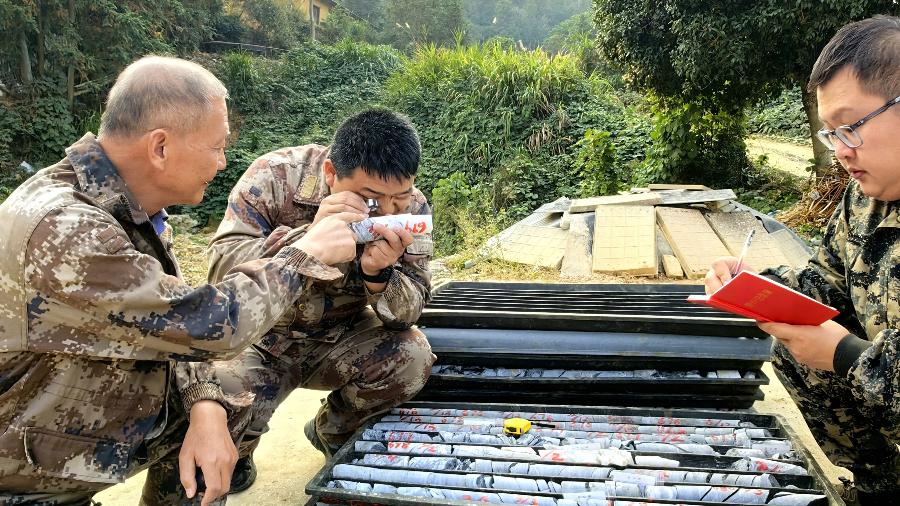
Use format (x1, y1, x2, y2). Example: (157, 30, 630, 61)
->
(307, 402, 840, 506)
(418, 282, 770, 337)
(416, 282, 772, 408)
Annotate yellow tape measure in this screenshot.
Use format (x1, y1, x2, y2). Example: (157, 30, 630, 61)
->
(503, 418, 532, 436)
(503, 418, 556, 436)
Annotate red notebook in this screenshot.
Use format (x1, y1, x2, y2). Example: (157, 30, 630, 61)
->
(687, 271, 839, 325)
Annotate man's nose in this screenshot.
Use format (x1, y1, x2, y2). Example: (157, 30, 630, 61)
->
(834, 138, 856, 161)
(378, 197, 395, 215)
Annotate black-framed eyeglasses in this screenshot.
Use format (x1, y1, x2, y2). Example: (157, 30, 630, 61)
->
(816, 95, 900, 150)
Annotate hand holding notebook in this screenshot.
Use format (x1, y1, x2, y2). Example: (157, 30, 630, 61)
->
(687, 271, 839, 326)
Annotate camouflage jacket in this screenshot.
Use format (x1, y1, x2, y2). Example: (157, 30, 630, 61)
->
(0, 134, 341, 485)
(765, 181, 900, 423)
(207, 144, 433, 356)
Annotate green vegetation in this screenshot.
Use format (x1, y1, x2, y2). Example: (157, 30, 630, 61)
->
(464, 0, 591, 48)
(735, 156, 804, 216)
(594, 0, 900, 175)
(184, 41, 404, 223)
(384, 41, 649, 254)
(748, 88, 810, 142)
(0, 0, 828, 260)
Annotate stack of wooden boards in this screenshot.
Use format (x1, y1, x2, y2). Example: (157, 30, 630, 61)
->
(485, 185, 812, 279)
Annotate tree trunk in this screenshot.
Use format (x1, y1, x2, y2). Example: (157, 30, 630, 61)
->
(309, 0, 316, 41)
(18, 32, 33, 85)
(37, 0, 45, 77)
(67, 0, 75, 109)
(800, 85, 831, 177)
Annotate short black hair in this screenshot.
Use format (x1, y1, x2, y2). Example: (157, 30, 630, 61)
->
(329, 109, 421, 181)
(809, 15, 900, 100)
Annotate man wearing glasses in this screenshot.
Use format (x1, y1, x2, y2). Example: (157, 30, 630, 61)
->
(705, 16, 899, 505)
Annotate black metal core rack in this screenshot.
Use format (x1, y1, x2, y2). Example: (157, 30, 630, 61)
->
(415, 282, 771, 408)
(305, 282, 843, 505)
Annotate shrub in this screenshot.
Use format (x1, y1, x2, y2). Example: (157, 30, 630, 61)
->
(383, 40, 640, 232)
(747, 87, 809, 141)
(641, 98, 750, 188)
(735, 155, 803, 215)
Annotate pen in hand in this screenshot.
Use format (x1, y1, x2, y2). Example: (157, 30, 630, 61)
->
(732, 229, 755, 277)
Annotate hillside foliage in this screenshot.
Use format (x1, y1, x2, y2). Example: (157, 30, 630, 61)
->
(2, 1, 809, 256)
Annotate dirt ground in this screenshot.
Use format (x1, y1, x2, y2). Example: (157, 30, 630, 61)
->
(95, 362, 849, 505)
(746, 135, 815, 178)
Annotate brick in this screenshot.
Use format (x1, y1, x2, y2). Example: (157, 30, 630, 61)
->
(592, 206, 657, 276)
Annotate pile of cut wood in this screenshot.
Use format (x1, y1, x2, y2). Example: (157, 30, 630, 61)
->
(483, 184, 812, 279)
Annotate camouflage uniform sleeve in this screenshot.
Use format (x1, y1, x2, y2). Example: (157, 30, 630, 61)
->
(366, 201, 434, 329)
(844, 329, 900, 424)
(27, 204, 342, 404)
(762, 196, 853, 315)
(175, 361, 254, 414)
(207, 157, 309, 284)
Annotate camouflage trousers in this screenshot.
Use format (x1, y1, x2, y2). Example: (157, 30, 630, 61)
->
(214, 310, 435, 451)
(0, 375, 251, 506)
(772, 341, 900, 494)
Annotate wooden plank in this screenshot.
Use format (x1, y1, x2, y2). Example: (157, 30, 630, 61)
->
(705, 211, 790, 271)
(770, 229, 813, 268)
(662, 254, 685, 279)
(657, 189, 736, 206)
(561, 214, 593, 279)
(490, 225, 567, 269)
(656, 207, 731, 279)
(592, 206, 657, 276)
(569, 193, 663, 213)
(648, 184, 712, 191)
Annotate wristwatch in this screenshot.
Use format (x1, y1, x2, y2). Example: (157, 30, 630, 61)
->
(361, 265, 394, 283)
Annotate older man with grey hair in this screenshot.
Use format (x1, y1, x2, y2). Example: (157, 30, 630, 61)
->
(0, 56, 362, 504)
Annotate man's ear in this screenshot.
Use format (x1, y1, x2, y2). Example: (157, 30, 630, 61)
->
(147, 129, 169, 171)
(323, 159, 336, 188)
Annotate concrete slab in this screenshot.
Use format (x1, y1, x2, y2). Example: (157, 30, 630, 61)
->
(592, 205, 657, 276)
(771, 228, 814, 268)
(661, 254, 684, 279)
(535, 197, 571, 213)
(657, 207, 731, 279)
(648, 183, 712, 191)
(569, 193, 662, 213)
(491, 225, 568, 268)
(559, 211, 571, 230)
(561, 214, 593, 279)
(656, 227, 675, 257)
(706, 211, 791, 271)
(657, 189, 736, 205)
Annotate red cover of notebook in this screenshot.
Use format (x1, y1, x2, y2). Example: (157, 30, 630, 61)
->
(687, 271, 839, 325)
